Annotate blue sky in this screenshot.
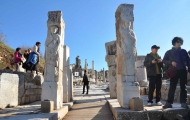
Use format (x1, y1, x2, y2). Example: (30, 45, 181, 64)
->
(0, 0, 190, 71)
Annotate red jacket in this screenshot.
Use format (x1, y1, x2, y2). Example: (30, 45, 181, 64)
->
(14, 51, 22, 63)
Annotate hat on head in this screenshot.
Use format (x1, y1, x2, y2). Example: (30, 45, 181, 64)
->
(151, 45, 160, 49)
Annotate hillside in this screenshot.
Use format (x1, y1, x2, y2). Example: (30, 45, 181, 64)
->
(0, 42, 45, 73)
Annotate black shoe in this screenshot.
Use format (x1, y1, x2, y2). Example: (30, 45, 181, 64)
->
(86, 93, 88, 94)
(181, 103, 189, 109)
(163, 102, 172, 109)
(82, 92, 84, 94)
(176, 114, 184, 120)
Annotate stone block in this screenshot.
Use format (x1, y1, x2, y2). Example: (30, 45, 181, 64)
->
(188, 94, 190, 105)
(161, 82, 180, 102)
(136, 56, 149, 87)
(140, 87, 148, 95)
(129, 97, 144, 111)
(25, 83, 34, 89)
(29, 95, 37, 102)
(24, 96, 30, 104)
(41, 101, 54, 113)
(0, 73, 20, 109)
(36, 89, 42, 95)
(34, 75, 44, 86)
(25, 89, 37, 95)
(36, 95, 41, 101)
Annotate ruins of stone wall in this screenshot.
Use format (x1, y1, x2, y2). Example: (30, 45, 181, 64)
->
(161, 80, 190, 103)
(136, 56, 149, 87)
(105, 40, 117, 98)
(0, 70, 43, 109)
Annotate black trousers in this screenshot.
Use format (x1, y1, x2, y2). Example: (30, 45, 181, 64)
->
(148, 74, 162, 103)
(83, 82, 89, 93)
(167, 69, 187, 104)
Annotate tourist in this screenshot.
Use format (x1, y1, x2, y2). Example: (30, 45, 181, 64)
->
(31, 42, 41, 75)
(24, 50, 28, 60)
(188, 50, 190, 56)
(82, 70, 89, 94)
(144, 45, 163, 106)
(23, 48, 32, 71)
(163, 37, 190, 109)
(14, 47, 23, 71)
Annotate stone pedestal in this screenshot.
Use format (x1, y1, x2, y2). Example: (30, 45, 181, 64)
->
(116, 4, 140, 108)
(63, 45, 70, 103)
(136, 56, 149, 87)
(129, 97, 143, 111)
(105, 41, 117, 98)
(42, 11, 65, 110)
(41, 101, 54, 113)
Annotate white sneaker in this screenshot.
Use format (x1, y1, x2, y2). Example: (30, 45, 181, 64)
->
(156, 102, 163, 106)
(147, 103, 152, 106)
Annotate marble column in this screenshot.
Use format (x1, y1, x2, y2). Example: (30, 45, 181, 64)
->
(103, 68, 105, 82)
(42, 11, 65, 109)
(116, 4, 140, 108)
(92, 61, 95, 79)
(105, 41, 117, 98)
(136, 56, 149, 87)
(84, 59, 88, 74)
(63, 45, 70, 103)
(69, 65, 74, 101)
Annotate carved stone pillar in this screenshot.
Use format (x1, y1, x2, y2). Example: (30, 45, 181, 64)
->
(116, 4, 140, 108)
(42, 11, 65, 109)
(63, 45, 70, 103)
(105, 41, 117, 98)
(136, 56, 149, 87)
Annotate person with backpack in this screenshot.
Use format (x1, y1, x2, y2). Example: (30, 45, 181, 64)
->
(25, 42, 41, 75)
(144, 45, 163, 106)
(31, 42, 41, 75)
(162, 37, 190, 109)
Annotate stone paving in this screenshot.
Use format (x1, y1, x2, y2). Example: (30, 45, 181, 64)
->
(0, 83, 113, 120)
(63, 84, 114, 120)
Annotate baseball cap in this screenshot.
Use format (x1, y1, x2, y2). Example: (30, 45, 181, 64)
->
(151, 45, 160, 49)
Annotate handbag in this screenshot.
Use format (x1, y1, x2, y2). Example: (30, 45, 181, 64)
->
(165, 49, 184, 79)
(165, 67, 177, 79)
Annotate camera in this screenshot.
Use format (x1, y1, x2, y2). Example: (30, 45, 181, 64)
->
(155, 59, 158, 61)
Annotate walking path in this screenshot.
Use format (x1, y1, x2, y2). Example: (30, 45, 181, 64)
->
(63, 84, 114, 120)
(0, 84, 113, 120)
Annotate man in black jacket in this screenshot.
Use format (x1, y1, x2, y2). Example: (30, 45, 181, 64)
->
(162, 37, 190, 109)
(82, 70, 89, 94)
(144, 45, 163, 106)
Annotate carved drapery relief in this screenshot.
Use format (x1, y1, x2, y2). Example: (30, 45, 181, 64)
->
(45, 11, 64, 80)
(116, 4, 137, 77)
